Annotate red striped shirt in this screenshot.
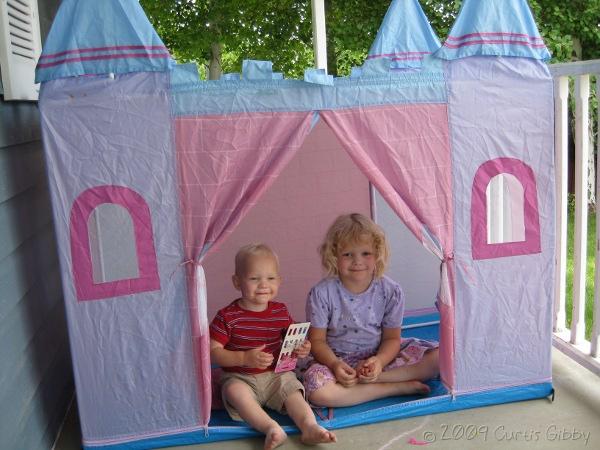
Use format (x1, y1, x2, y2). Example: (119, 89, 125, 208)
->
(209, 300, 293, 374)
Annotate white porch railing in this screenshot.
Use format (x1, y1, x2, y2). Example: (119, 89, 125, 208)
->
(549, 59, 600, 375)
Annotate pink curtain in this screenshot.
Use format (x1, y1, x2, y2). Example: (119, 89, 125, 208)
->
(321, 105, 455, 387)
(321, 105, 453, 254)
(174, 111, 314, 424)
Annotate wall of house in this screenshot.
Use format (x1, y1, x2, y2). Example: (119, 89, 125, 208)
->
(0, 1, 73, 449)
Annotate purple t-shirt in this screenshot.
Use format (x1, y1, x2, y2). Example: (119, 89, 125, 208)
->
(306, 276, 405, 358)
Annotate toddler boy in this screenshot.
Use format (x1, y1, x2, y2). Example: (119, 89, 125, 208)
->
(209, 243, 336, 450)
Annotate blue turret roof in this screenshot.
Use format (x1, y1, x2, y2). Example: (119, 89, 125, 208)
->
(35, 0, 174, 83)
(367, 0, 441, 70)
(435, 0, 550, 60)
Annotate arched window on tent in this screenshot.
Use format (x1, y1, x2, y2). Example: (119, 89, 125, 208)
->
(70, 186, 160, 301)
(471, 158, 541, 260)
(88, 203, 139, 283)
(486, 173, 526, 244)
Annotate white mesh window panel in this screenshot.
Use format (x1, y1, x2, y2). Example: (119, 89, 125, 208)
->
(486, 173, 526, 244)
(0, 0, 42, 101)
(88, 204, 140, 284)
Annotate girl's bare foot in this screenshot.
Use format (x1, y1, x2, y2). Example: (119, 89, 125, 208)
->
(300, 423, 337, 445)
(398, 380, 431, 396)
(264, 424, 287, 450)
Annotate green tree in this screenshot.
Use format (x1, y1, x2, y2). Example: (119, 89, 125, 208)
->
(140, 1, 600, 78)
(140, 0, 314, 79)
(529, 0, 600, 61)
(322, 1, 389, 76)
(421, 0, 462, 39)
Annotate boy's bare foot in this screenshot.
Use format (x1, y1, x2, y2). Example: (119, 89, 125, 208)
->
(264, 425, 287, 450)
(300, 423, 337, 445)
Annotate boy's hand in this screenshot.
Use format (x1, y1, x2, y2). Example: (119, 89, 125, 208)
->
(357, 356, 383, 383)
(293, 340, 311, 359)
(332, 360, 358, 387)
(243, 345, 274, 369)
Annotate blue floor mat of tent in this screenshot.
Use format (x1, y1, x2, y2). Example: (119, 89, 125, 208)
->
(208, 313, 444, 433)
(92, 313, 553, 448)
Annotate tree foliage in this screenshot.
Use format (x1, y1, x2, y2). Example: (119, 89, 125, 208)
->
(140, 0, 600, 79)
(139, 0, 314, 78)
(529, 0, 600, 61)
(322, 1, 388, 76)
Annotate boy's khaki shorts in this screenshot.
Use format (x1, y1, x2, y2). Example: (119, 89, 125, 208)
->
(220, 370, 305, 421)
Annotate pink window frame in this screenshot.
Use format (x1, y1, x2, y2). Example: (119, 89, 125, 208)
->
(70, 185, 160, 301)
(471, 158, 541, 260)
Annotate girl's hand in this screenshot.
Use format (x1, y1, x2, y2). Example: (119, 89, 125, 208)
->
(332, 360, 358, 387)
(293, 340, 311, 359)
(357, 356, 383, 383)
(243, 345, 274, 369)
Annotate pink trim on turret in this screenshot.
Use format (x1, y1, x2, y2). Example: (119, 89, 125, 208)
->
(447, 32, 544, 42)
(37, 52, 171, 69)
(39, 45, 169, 60)
(367, 51, 431, 59)
(443, 40, 547, 49)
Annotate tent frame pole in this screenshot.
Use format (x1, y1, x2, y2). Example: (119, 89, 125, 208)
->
(311, 0, 328, 71)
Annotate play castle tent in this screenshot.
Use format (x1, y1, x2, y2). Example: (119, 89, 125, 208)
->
(36, 0, 555, 448)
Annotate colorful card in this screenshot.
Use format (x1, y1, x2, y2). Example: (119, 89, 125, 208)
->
(274, 322, 310, 373)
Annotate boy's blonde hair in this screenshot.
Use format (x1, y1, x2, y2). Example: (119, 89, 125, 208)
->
(319, 213, 389, 278)
(234, 243, 279, 276)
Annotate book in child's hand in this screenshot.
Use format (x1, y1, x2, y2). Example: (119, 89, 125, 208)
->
(274, 322, 310, 373)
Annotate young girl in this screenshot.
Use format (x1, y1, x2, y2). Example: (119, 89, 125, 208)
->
(303, 213, 439, 407)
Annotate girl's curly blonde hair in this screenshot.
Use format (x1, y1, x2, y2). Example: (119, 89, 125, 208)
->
(319, 213, 389, 278)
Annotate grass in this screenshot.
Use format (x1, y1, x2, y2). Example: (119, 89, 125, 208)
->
(565, 199, 597, 340)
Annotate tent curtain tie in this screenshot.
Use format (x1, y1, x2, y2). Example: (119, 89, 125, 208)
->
(441, 253, 478, 287)
(169, 258, 203, 281)
(442, 252, 454, 263)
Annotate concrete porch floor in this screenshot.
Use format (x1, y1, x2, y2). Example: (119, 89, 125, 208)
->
(54, 348, 600, 450)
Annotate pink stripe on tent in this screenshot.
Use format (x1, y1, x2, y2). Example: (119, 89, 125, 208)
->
(39, 45, 169, 60)
(447, 32, 544, 42)
(82, 423, 208, 446)
(37, 52, 171, 68)
(70, 185, 160, 301)
(392, 56, 428, 61)
(174, 111, 314, 425)
(471, 158, 541, 260)
(367, 51, 431, 59)
(443, 40, 547, 49)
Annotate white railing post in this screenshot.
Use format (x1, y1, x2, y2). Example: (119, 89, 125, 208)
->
(592, 76, 600, 357)
(571, 74, 590, 345)
(311, 0, 328, 71)
(554, 76, 569, 333)
(549, 60, 600, 374)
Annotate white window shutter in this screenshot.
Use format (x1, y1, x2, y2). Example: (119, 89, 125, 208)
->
(0, 0, 42, 101)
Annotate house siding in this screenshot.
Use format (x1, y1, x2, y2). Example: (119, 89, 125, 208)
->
(0, 1, 72, 449)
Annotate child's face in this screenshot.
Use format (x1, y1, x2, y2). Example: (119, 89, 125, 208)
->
(336, 238, 376, 293)
(233, 254, 281, 311)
